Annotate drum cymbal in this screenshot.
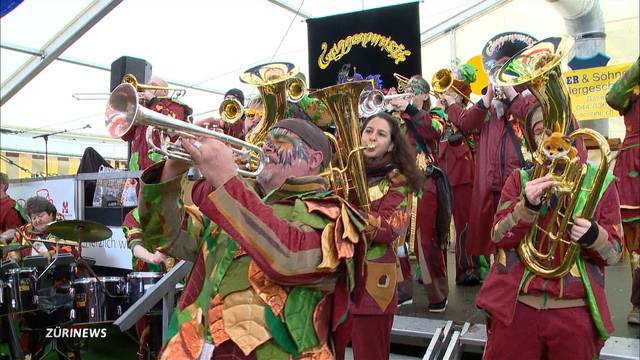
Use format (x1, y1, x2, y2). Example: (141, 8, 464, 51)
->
(47, 220, 112, 243)
(38, 238, 81, 247)
(0, 243, 30, 254)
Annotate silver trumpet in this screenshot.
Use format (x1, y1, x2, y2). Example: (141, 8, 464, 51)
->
(105, 83, 266, 177)
(359, 90, 413, 117)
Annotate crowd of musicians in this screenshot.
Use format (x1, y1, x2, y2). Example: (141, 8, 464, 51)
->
(1, 31, 638, 360)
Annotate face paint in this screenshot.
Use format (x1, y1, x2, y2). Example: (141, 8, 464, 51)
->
(265, 128, 310, 167)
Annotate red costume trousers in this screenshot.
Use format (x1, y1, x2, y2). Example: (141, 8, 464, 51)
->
(414, 179, 448, 304)
(351, 314, 394, 360)
(483, 302, 604, 360)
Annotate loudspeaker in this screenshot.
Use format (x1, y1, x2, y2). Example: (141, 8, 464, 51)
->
(110, 56, 152, 91)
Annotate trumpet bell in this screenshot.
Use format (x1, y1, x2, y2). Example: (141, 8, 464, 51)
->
(105, 83, 139, 138)
(219, 98, 243, 123)
(287, 78, 306, 103)
(432, 68, 453, 93)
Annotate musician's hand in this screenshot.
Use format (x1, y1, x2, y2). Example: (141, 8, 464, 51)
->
(182, 137, 237, 188)
(150, 250, 167, 265)
(389, 97, 410, 112)
(388, 87, 398, 95)
(504, 86, 518, 101)
(524, 174, 556, 207)
(570, 218, 592, 243)
(194, 117, 223, 131)
(482, 83, 494, 108)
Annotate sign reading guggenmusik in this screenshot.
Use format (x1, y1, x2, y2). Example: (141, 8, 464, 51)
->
(307, 2, 420, 89)
(317, 32, 412, 69)
(564, 63, 631, 121)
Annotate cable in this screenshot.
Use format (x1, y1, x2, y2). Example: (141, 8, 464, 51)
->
(271, 0, 306, 61)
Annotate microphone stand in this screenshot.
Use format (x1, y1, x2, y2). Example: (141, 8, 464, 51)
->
(32, 124, 91, 177)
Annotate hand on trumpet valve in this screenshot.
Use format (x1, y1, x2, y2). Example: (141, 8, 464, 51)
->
(181, 137, 237, 188)
(388, 96, 410, 112)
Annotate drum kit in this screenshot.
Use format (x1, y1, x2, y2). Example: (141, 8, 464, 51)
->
(1, 220, 168, 327)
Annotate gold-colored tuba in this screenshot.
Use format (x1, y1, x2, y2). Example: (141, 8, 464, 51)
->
(310, 81, 372, 210)
(240, 62, 305, 145)
(496, 36, 611, 279)
(105, 83, 266, 177)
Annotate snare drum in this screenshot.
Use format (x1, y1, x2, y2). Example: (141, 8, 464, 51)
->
(72, 276, 126, 323)
(3, 267, 38, 314)
(126, 272, 163, 308)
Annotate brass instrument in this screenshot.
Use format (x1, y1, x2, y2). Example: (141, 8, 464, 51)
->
(358, 90, 413, 117)
(431, 68, 473, 104)
(393, 73, 410, 93)
(122, 74, 186, 99)
(310, 81, 372, 210)
(496, 36, 611, 279)
(106, 83, 266, 177)
(219, 98, 244, 123)
(240, 62, 303, 145)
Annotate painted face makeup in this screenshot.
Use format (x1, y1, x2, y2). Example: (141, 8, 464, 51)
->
(264, 128, 311, 167)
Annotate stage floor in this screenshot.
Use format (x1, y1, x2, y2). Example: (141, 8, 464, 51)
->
(396, 251, 640, 339)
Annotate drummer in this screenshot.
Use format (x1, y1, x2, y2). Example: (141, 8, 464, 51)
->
(6, 196, 78, 262)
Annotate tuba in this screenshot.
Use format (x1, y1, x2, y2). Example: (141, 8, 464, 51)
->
(105, 83, 266, 177)
(310, 81, 372, 210)
(496, 36, 611, 278)
(240, 62, 305, 145)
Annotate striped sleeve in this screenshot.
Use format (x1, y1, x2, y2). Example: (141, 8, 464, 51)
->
(491, 170, 537, 249)
(200, 176, 333, 287)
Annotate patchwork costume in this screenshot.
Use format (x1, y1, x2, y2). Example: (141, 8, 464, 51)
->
(139, 162, 365, 359)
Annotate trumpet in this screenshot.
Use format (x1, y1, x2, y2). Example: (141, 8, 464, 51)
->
(122, 74, 186, 99)
(219, 98, 244, 123)
(358, 89, 413, 117)
(105, 83, 266, 177)
(431, 68, 473, 104)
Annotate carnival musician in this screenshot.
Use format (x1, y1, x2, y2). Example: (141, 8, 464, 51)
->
(388, 75, 450, 312)
(7, 196, 77, 261)
(137, 118, 368, 359)
(476, 133, 623, 359)
(445, 33, 543, 268)
(606, 56, 640, 325)
(347, 112, 423, 360)
(435, 65, 481, 285)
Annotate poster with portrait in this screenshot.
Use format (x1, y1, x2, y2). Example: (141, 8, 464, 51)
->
(307, 2, 421, 89)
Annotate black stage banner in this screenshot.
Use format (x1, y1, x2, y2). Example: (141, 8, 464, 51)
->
(307, 2, 421, 89)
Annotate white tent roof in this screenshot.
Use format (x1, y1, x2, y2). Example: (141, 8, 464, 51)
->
(0, 0, 482, 159)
